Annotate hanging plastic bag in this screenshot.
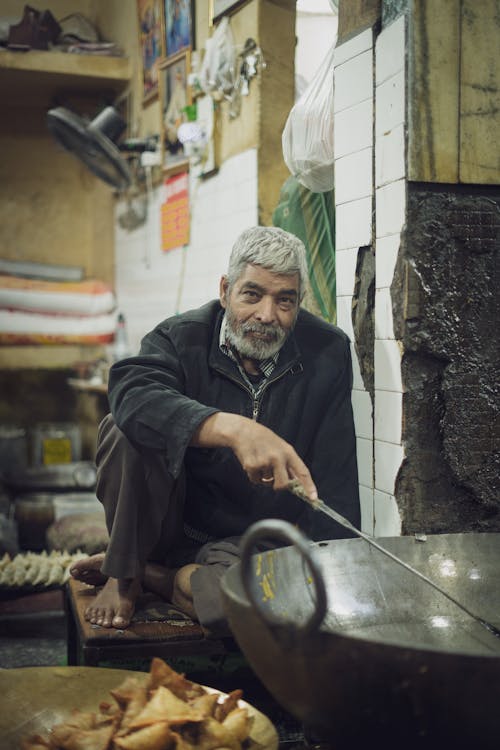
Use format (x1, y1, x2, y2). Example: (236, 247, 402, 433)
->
(282, 42, 336, 193)
(199, 17, 236, 99)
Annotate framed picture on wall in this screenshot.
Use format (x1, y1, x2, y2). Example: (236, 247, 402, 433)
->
(137, 0, 165, 104)
(164, 0, 194, 58)
(211, 0, 249, 24)
(159, 50, 192, 167)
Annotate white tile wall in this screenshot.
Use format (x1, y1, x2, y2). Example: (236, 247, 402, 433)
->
(374, 390, 402, 444)
(335, 294, 355, 340)
(334, 49, 373, 112)
(352, 389, 373, 440)
(375, 287, 395, 340)
(374, 439, 404, 495)
(335, 197, 373, 251)
(334, 99, 373, 159)
(335, 247, 359, 297)
(334, 28, 373, 66)
(374, 489, 402, 536)
(376, 123, 405, 188)
(375, 70, 405, 136)
(356, 436, 373, 488)
(335, 148, 373, 204)
(350, 344, 365, 391)
(372, 17, 407, 522)
(359, 484, 374, 534)
(374, 339, 403, 391)
(334, 29, 375, 533)
(114, 149, 258, 352)
(375, 234, 400, 289)
(375, 15, 405, 85)
(375, 178, 406, 238)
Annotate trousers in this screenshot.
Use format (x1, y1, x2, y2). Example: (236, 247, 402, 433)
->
(95, 413, 244, 634)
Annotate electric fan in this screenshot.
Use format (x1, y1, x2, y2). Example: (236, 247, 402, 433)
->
(46, 105, 132, 190)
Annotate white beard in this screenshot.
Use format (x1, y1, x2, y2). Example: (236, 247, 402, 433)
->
(225, 307, 289, 360)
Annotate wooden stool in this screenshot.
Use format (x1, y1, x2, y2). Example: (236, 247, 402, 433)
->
(64, 578, 234, 668)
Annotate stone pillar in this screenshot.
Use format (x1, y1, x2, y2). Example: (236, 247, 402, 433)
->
(335, 0, 499, 535)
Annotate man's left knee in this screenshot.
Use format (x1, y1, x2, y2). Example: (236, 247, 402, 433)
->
(174, 563, 201, 600)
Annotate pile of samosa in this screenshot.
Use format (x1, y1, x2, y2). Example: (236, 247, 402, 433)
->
(21, 657, 255, 750)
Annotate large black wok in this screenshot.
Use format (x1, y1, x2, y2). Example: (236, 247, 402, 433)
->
(220, 520, 500, 749)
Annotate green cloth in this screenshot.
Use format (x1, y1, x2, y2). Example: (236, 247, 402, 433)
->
(273, 176, 336, 323)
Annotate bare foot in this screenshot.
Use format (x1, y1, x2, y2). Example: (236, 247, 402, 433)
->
(70, 553, 107, 586)
(84, 576, 142, 629)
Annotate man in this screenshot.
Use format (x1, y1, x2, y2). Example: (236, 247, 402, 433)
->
(71, 226, 360, 633)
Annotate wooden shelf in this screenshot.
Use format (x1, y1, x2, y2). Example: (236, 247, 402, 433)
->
(0, 48, 132, 108)
(0, 345, 106, 370)
(67, 378, 108, 395)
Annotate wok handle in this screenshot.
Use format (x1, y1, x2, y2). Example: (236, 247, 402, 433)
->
(240, 519, 328, 635)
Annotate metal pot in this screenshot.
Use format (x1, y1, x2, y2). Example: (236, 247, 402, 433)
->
(1, 461, 97, 493)
(220, 520, 500, 749)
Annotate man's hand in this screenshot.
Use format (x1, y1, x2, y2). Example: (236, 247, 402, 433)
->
(191, 412, 318, 501)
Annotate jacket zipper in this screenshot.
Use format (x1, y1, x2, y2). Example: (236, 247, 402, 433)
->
(252, 399, 259, 420)
(214, 366, 297, 422)
(252, 368, 295, 421)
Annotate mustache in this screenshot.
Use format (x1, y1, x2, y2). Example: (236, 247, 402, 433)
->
(240, 322, 283, 339)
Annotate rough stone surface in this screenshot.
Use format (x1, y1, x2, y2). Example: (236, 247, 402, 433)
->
(392, 184, 500, 533)
(352, 245, 375, 400)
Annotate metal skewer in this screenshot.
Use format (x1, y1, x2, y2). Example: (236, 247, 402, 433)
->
(288, 480, 500, 642)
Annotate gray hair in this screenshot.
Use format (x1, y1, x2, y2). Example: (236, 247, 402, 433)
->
(227, 226, 308, 299)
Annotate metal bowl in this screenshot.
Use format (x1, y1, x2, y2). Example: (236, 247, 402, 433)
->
(221, 520, 500, 749)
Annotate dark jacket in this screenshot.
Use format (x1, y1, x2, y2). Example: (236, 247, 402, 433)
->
(108, 301, 360, 542)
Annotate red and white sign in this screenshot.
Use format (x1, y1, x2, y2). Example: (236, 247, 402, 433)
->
(161, 172, 190, 252)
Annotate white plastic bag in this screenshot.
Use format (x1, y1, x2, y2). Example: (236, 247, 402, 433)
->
(199, 17, 236, 98)
(282, 43, 336, 193)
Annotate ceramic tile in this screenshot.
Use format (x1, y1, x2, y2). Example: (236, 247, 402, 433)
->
(352, 389, 373, 440)
(376, 15, 405, 85)
(356, 436, 373, 488)
(375, 234, 401, 289)
(232, 146, 258, 182)
(115, 149, 258, 341)
(374, 339, 403, 392)
(375, 70, 405, 136)
(335, 147, 373, 205)
(335, 196, 372, 250)
(334, 49, 373, 113)
(350, 343, 365, 391)
(374, 389, 402, 444)
(334, 28, 373, 67)
(374, 439, 405, 495)
(375, 124, 405, 187)
(232, 209, 259, 236)
(235, 178, 258, 213)
(373, 489, 402, 536)
(334, 99, 373, 159)
(359, 484, 374, 534)
(375, 287, 395, 340)
(336, 294, 354, 340)
(335, 247, 359, 296)
(376, 179, 406, 238)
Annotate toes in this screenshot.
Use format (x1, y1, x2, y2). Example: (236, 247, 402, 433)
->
(85, 606, 114, 627)
(112, 614, 129, 628)
(113, 604, 133, 629)
(101, 612, 115, 628)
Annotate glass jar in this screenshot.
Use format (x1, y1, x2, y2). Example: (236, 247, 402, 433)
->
(14, 493, 55, 551)
(32, 422, 81, 466)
